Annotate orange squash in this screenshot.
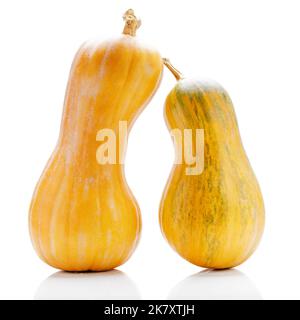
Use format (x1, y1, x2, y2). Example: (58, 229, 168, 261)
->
(29, 10, 163, 271)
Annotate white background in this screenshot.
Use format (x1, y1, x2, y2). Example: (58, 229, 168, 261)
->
(0, 0, 299, 300)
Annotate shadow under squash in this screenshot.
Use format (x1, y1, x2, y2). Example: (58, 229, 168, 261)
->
(168, 269, 262, 300)
(35, 269, 141, 300)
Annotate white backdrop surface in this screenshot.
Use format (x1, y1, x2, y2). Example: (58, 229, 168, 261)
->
(0, 0, 299, 299)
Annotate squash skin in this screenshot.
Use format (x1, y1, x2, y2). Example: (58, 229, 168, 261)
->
(160, 79, 265, 269)
(29, 35, 163, 271)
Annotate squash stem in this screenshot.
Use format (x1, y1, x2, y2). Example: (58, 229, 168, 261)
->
(163, 58, 184, 81)
(122, 9, 141, 36)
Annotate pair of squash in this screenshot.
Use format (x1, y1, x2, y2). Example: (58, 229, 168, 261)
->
(29, 10, 264, 271)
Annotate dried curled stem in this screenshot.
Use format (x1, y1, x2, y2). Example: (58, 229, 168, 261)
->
(122, 9, 141, 36)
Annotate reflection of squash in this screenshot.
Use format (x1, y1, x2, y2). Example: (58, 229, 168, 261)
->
(160, 59, 264, 269)
(35, 270, 140, 300)
(29, 10, 163, 271)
